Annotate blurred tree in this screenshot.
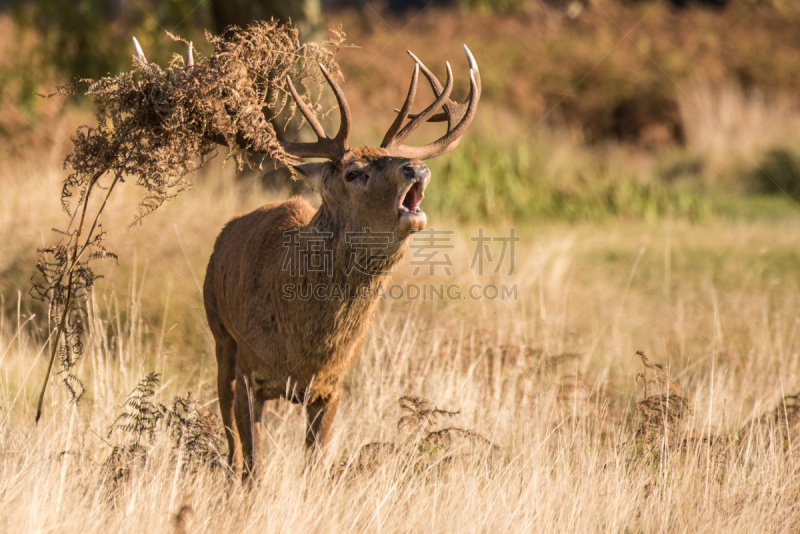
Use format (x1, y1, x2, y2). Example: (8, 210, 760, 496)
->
(669, 0, 727, 7)
(11, 0, 120, 80)
(387, 0, 454, 11)
(209, 0, 321, 42)
(10, 0, 211, 80)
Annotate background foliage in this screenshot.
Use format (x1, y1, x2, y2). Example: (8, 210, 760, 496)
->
(3, 0, 800, 215)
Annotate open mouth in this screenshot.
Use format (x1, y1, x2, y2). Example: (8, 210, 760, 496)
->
(398, 181, 424, 214)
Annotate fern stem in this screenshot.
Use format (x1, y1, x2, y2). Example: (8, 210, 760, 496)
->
(36, 260, 76, 423)
(35, 156, 120, 423)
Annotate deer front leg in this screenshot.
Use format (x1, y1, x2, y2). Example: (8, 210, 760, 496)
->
(234, 374, 265, 480)
(305, 389, 341, 454)
(215, 336, 242, 479)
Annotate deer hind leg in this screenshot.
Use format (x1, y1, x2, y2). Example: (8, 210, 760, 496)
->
(235, 374, 266, 481)
(214, 330, 241, 478)
(305, 389, 341, 456)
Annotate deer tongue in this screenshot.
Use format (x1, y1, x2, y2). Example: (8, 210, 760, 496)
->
(402, 181, 423, 213)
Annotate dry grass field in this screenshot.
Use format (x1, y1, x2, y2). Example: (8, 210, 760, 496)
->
(1, 149, 799, 532)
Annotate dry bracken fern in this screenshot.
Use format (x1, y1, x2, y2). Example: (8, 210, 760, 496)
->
(104, 373, 225, 484)
(635, 350, 690, 446)
(333, 396, 500, 480)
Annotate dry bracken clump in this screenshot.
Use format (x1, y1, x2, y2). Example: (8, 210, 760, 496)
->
(397, 395, 461, 431)
(60, 21, 346, 221)
(553, 373, 614, 438)
(332, 396, 500, 481)
(104, 373, 225, 485)
(635, 350, 690, 447)
(738, 393, 800, 451)
(630, 351, 800, 469)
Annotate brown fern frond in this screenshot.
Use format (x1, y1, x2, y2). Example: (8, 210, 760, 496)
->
(164, 393, 224, 469)
(397, 395, 460, 431)
(634, 351, 690, 447)
(108, 373, 166, 444)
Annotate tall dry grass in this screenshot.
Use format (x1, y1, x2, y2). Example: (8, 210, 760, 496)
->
(679, 79, 800, 165)
(2, 155, 800, 531)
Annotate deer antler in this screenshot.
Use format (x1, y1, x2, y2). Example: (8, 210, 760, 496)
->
(186, 41, 194, 67)
(129, 36, 475, 164)
(279, 65, 352, 162)
(381, 45, 481, 160)
(132, 36, 148, 64)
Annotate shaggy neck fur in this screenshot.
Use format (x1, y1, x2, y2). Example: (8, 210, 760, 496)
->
(297, 203, 408, 304)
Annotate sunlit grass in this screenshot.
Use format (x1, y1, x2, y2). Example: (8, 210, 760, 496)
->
(2, 157, 800, 531)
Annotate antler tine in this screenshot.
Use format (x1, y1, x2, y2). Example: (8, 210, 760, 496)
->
(431, 68, 480, 152)
(318, 64, 351, 147)
(385, 46, 481, 160)
(132, 36, 148, 64)
(407, 51, 442, 92)
(406, 45, 481, 128)
(186, 42, 194, 67)
(381, 64, 419, 149)
(285, 75, 327, 139)
(388, 61, 453, 147)
(278, 65, 352, 161)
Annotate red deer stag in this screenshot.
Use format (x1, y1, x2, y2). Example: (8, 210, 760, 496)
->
(198, 43, 481, 478)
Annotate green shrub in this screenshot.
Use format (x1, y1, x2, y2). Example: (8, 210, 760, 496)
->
(749, 147, 800, 198)
(425, 131, 709, 222)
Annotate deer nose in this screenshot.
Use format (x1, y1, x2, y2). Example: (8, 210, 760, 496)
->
(403, 164, 430, 181)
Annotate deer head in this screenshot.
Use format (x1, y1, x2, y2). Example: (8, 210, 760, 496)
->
(278, 46, 481, 238)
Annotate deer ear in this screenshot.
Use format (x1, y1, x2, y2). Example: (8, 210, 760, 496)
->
(292, 162, 331, 192)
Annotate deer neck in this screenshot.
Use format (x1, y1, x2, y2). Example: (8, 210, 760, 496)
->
(304, 203, 408, 287)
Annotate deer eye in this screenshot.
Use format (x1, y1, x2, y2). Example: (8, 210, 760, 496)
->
(346, 170, 367, 182)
